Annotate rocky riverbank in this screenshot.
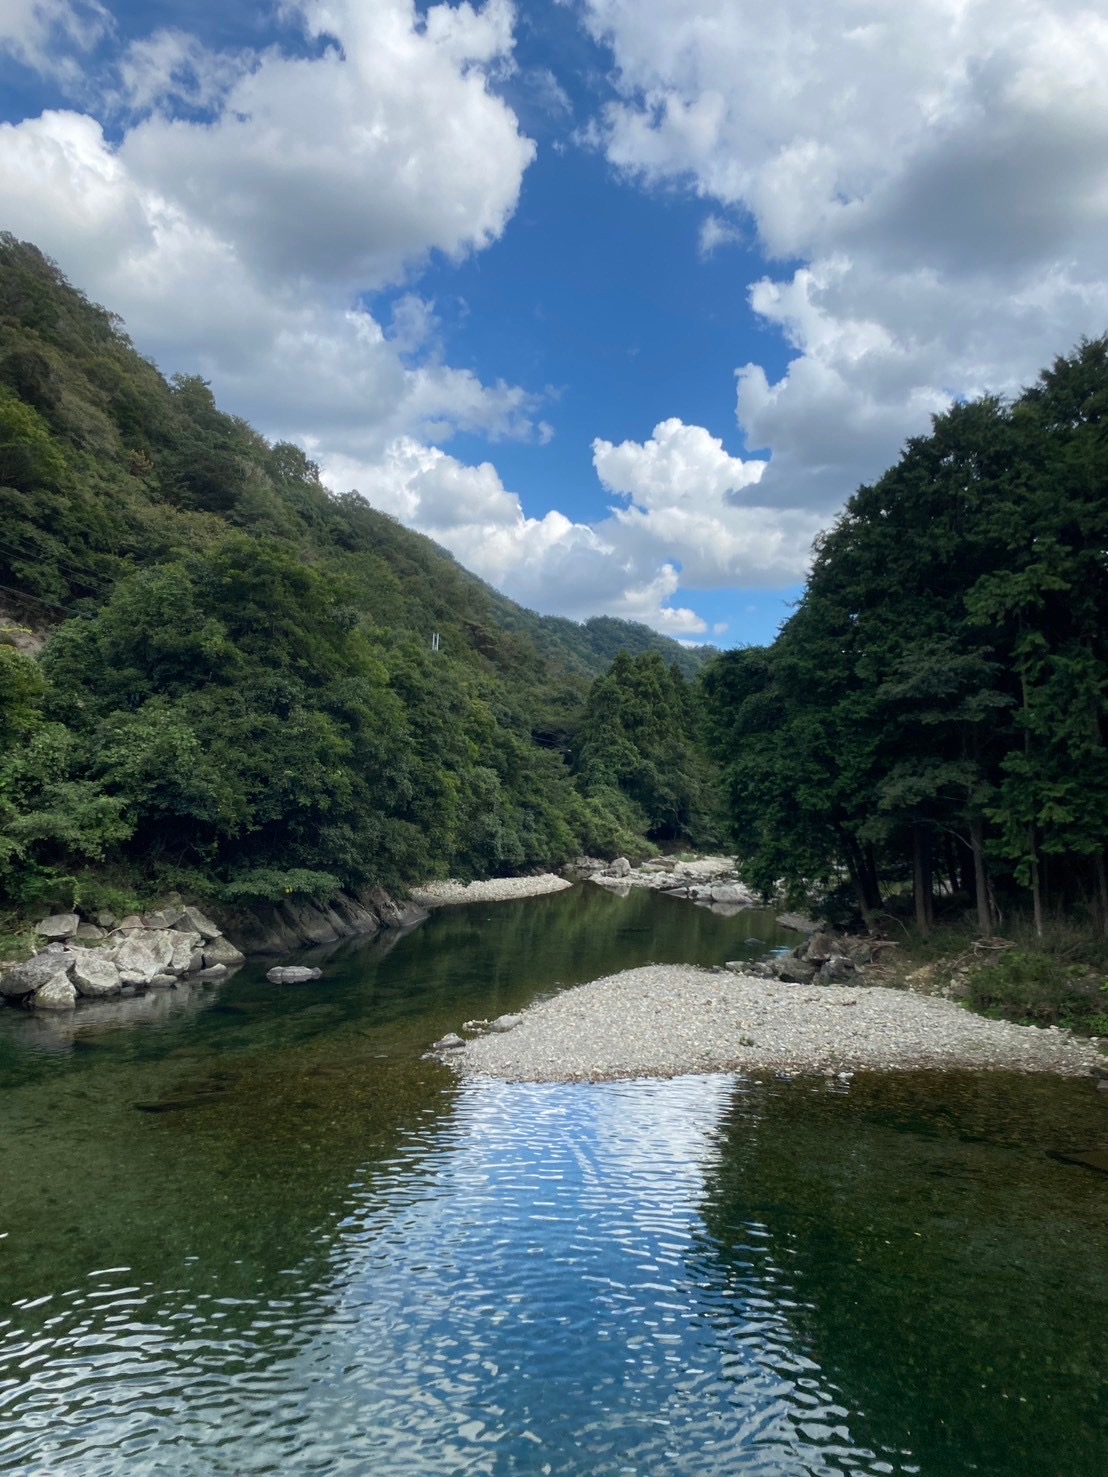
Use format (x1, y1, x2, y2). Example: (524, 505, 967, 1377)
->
(0, 884, 428, 1010)
(570, 854, 757, 910)
(0, 903, 245, 1011)
(444, 963, 1102, 1083)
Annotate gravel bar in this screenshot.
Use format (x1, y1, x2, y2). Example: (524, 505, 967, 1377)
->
(410, 874, 573, 907)
(452, 964, 1101, 1083)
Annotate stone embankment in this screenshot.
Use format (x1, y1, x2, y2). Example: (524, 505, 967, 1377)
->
(0, 904, 244, 1012)
(569, 854, 757, 910)
(443, 964, 1102, 1084)
(213, 887, 428, 954)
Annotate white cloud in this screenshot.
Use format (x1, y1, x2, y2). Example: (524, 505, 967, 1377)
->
(581, 0, 1108, 513)
(698, 213, 741, 257)
(0, 1, 110, 83)
(314, 416, 819, 636)
(114, 28, 250, 115)
(0, 2, 541, 460)
(593, 418, 819, 588)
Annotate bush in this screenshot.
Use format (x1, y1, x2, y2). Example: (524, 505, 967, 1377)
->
(966, 950, 1105, 1028)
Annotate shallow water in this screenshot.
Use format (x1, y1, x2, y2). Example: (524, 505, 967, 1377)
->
(0, 886, 1105, 1473)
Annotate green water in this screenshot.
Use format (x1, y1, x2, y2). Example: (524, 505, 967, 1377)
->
(0, 885, 1105, 1473)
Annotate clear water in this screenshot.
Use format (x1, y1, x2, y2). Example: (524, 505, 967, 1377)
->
(0, 886, 1105, 1474)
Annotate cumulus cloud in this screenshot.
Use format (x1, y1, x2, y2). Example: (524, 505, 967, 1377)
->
(593, 418, 819, 588)
(0, 1, 543, 462)
(581, 0, 1108, 512)
(315, 417, 819, 635)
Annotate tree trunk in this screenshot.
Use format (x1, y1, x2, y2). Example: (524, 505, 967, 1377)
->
(970, 815, 993, 937)
(912, 820, 932, 937)
(1096, 852, 1108, 938)
(863, 844, 882, 912)
(1029, 825, 1044, 937)
(840, 831, 876, 919)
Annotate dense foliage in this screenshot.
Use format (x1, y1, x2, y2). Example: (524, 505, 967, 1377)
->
(0, 235, 712, 911)
(701, 339, 1108, 935)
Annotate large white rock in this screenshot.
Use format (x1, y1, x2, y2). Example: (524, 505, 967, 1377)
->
(178, 906, 222, 940)
(202, 936, 245, 968)
(0, 952, 70, 997)
(165, 930, 203, 975)
(34, 973, 78, 1010)
(69, 949, 122, 998)
(35, 912, 80, 939)
(112, 931, 175, 984)
(710, 883, 754, 904)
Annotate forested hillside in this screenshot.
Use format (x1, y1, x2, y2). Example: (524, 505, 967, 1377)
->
(0, 234, 712, 915)
(701, 339, 1108, 940)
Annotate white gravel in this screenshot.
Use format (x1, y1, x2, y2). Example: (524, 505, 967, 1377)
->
(410, 874, 573, 907)
(451, 964, 1101, 1083)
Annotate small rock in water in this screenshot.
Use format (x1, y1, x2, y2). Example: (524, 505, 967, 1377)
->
(433, 1033, 466, 1050)
(267, 966, 323, 984)
(489, 1014, 523, 1033)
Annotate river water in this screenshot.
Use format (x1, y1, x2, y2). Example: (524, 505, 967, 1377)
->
(0, 885, 1105, 1474)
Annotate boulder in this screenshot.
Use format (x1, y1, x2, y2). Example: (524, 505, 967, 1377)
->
(776, 959, 818, 984)
(33, 973, 78, 1010)
(95, 911, 117, 929)
(710, 883, 754, 904)
(822, 955, 855, 983)
(34, 912, 80, 940)
(433, 1033, 465, 1050)
(806, 932, 836, 963)
(776, 912, 821, 935)
(164, 929, 203, 975)
(74, 922, 106, 941)
(193, 964, 228, 981)
(1, 952, 73, 997)
(177, 906, 222, 941)
(141, 907, 186, 931)
(202, 936, 245, 968)
(489, 1013, 523, 1033)
(147, 974, 177, 989)
(112, 932, 175, 985)
(188, 947, 206, 973)
(69, 949, 122, 998)
(267, 965, 323, 984)
(117, 915, 144, 931)
(608, 856, 632, 878)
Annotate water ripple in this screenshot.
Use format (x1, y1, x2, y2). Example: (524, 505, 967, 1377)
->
(0, 1074, 930, 1474)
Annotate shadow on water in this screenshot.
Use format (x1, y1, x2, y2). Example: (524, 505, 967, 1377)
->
(697, 1072, 1108, 1476)
(0, 885, 1105, 1472)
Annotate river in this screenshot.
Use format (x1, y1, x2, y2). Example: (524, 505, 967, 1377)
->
(0, 885, 1105, 1474)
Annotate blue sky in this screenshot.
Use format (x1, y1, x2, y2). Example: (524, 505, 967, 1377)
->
(2, 2, 1106, 645)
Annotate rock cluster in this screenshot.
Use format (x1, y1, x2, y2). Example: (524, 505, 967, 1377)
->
(0, 904, 245, 1012)
(736, 931, 886, 986)
(570, 854, 758, 909)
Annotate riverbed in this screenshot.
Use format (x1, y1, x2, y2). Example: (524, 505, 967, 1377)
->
(1, 885, 1106, 1474)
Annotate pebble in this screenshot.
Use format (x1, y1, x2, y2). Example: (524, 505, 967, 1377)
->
(410, 875, 572, 907)
(452, 964, 1102, 1084)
